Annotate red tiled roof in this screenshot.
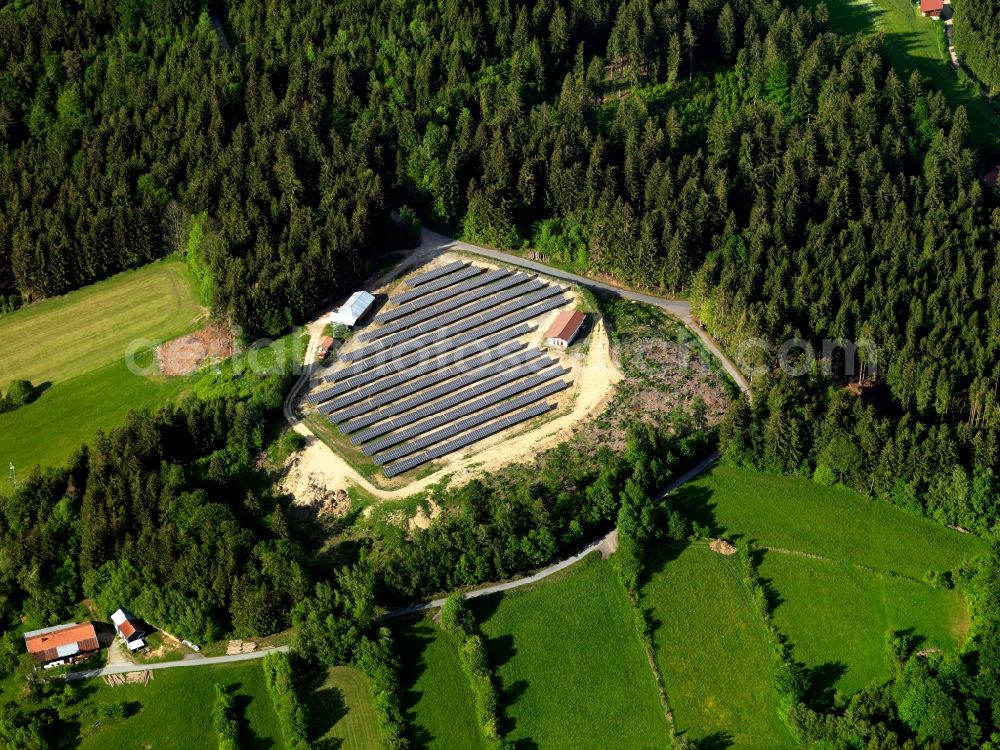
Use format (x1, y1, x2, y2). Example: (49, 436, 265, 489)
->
(118, 619, 138, 640)
(920, 0, 943, 12)
(546, 310, 585, 343)
(24, 622, 99, 662)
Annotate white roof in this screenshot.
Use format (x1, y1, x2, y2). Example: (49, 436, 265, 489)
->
(330, 290, 375, 326)
(127, 638, 146, 651)
(56, 643, 79, 657)
(111, 609, 128, 627)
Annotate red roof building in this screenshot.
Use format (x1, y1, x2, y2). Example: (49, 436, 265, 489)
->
(920, 0, 944, 17)
(545, 310, 586, 348)
(23, 622, 100, 664)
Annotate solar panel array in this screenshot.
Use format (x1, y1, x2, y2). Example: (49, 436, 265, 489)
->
(374, 268, 506, 325)
(304, 260, 577, 477)
(405, 260, 467, 287)
(317, 340, 525, 414)
(341, 287, 565, 364)
(372, 377, 569, 463)
(382, 402, 554, 478)
(355, 368, 567, 451)
(336, 351, 552, 430)
(390, 265, 483, 305)
(360, 271, 531, 341)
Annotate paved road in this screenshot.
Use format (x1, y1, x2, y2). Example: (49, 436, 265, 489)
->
(62, 646, 291, 682)
(384, 451, 720, 619)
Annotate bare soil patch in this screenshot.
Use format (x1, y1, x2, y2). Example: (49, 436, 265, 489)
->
(281, 443, 353, 517)
(157, 323, 235, 376)
(710, 539, 738, 555)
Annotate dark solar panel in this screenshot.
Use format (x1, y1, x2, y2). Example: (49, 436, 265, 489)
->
(404, 260, 467, 288)
(359, 368, 567, 450)
(361, 272, 531, 341)
(374, 269, 509, 324)
(382, 401, 554, 477)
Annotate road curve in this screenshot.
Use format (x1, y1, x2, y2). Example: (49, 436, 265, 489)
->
(61, 645, 291, 682)
(414, 227, 752, 398)
(384, 451, 720, 620)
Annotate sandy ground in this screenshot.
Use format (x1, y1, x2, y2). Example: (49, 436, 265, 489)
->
(284, 314, 621, 502)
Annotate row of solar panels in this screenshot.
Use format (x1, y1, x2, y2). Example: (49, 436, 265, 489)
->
(383, 401, 554, 478)
(315, 324, 533, 399)
(324, 322, 532, 386)
(317, 340, 525, 414)
(389, 265, 483, 305)
(360, 277, 541, 349)
(342, 288, 566, 366)
(357, 366, 568, 452)
(324, 347, 540, 421)
(374, 267, 505, 325)
(372, 377, 569, 463)
(405, 260, 466, 288)
(338, 352, 555, 432)
(360, 271, 531, 342)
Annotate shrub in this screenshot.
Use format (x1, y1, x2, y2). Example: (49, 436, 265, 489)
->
(262, 652, 309, 750)
(212, 684, 239, 750)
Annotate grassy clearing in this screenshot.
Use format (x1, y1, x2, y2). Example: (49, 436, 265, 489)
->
(808, 0, 1000, 146)
(70, 663, 282, 750)
(760, 552, 969, 697)
(305, 666, 382, 749)
(473, 555, 671, 749)
(641, 544, 795, 749)
(673, 465, 987, 579)
(0, 258, 204, 386)
(395, 618, 485, 749)
(0, 360, 194, 475)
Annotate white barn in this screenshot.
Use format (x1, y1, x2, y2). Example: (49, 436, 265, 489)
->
(330, 291, 375, 327)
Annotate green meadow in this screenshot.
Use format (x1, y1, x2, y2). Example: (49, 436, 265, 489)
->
(0, 259, 206, 474)
(73, 663, 282, 750)
(396, 618, 485, 749)
(760, 552, 970, 697)
(669, 466, 984, 699)
(673, 465, 987, 578)
(474, 555, 671, 749)
(641, 544, 796, 749)
(306, 665, 383, 749)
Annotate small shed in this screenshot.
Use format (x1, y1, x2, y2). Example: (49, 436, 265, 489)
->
(920, 0, 943, 17)
(111, 608, 146, 651)
(330, 291, 375, 327)
(23, 622, 100, 665)
(545, 310, 586, 348)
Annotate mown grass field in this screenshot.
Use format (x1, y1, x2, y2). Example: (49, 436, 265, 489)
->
(474, 555, 671, 749)
(807, 0, 1000, 146)
(73, 663, 282, 750)
(396, 618, 485, 749)
(760, 552, 969, 697)
(641, 544, 795, 749)
(305, 666, 382, 749)
(0, 258, 204, 386)
(0, 259, 206, 473)
(670, 465, 985, 697)
(674, 465, 987, 579)
(0, 361, 194, 474)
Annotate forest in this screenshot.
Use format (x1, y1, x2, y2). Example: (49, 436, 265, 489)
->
(954, 0, 1000, 96)
(2, 0, 996, 532)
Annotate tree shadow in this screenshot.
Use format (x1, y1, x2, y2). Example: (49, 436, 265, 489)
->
(233, 688, 275, 750)
(693, 730, 735, 749)
(804, 662, 848, 711)
(393, 620, 435, 749)
(301, 667, 348, 744)
(667, 485, 723, 538)
(749, 546, 784, 612)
